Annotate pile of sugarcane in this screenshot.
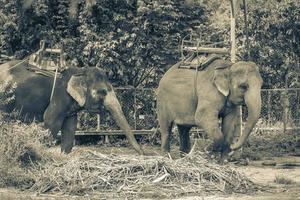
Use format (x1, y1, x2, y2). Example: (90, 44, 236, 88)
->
(30, 149, 259, 198)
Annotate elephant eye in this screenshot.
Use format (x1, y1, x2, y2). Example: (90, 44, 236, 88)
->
(98, 89, 107, 96)
(91, 89, 107, 98)
(239, 83, 249, 91)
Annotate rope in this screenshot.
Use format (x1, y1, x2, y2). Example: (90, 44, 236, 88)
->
(6, 56, 30, 71)
(50, 43, 59, 101)
(50, 67, 59, 101)
(194, 42, 200, 101)
(194, 60, 199, 105)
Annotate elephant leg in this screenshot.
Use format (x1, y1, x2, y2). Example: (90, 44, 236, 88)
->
(44, 101, 68, 140)
(61, 114, 77, 154)
(195, 106, 224, 152)
(222, 107, 239, 157)
(177, 125, 191, 156)
(43, 116, 64, 140)
(160, 120, 173, 154)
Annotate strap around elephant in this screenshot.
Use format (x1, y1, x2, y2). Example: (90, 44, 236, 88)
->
(26, 65, 62, 78)
(178, 54, 223, 71)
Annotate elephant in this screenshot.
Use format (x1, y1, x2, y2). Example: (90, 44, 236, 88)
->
(156, 56, 262, 157)
(0, 60, 144, 155)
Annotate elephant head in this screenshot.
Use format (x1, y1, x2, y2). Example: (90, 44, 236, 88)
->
(214, 61, 263, 151)
(62, 67, 144, 155)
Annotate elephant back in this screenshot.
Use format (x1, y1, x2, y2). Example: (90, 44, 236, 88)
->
(0, 60, 55, 120)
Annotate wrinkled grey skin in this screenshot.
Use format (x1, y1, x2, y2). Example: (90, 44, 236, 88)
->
(0, 60, 144, 155)
(157, 59, 262, 157)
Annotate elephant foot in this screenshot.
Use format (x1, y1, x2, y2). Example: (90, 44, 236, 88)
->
(179, 146, 191, 158)
(60, 144, 73, 154)
(179, 151, 188, 158)
(206, 142, 223, 153)
(129, 140, 145, 155)
(61, 148, 72, 154)
(53, 139, 61, 146)
(218, 157, 229, 165)
(161, 146, 171, 154)
(204, 144, 230, 164)
(161, 151, 172, 159)
(208, 152, 229, 165)
(219, 151, 230, 165)
(220, 143, 231, 155)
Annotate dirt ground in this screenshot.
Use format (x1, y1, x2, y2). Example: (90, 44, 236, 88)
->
(1, 145, 300, 200)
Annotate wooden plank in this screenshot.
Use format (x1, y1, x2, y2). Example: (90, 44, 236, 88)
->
(75, 130, 154, 136)
(73, 125, 300, 137)
(254, 127, 300, 131)
(262, 88, 300, 92)
(74, 129, 206, 136)
(182, 47, 229, 54)
(45, 48, 61, 53)
(0, 54, 12, 58)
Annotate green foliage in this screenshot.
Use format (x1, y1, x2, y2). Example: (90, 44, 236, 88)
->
(78, 0, 208, 87)
(245, 0, 299, 88)
(202, 0, 299, 88)
(0, 79, 16, 109)
(0, 0, 209, 87)
(0, 0, 298, 88)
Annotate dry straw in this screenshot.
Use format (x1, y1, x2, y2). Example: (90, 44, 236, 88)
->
(30, 147, 259, 198)
(0, 115, 259, 198)
(0, 119, 53, 189)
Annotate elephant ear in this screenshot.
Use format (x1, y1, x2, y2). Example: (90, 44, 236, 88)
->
(67, 75, 87, 107)
(213, 68, 230, 97)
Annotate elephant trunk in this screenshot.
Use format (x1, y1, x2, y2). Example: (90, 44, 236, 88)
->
(103, 90, 144, 155)
(231, 75, 262, 151)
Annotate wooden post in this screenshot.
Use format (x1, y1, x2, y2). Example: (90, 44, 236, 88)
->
(133, 89, 137, 130)
(282, 91, 288, 134)
(283, 74, 289, 134)
(267, 90, 271, 125)
(77, 115, 81, 129)
(297, 89, 300, 149)
(242, 0, 250, 61)
(230, 0, 243, 139)
(230, 0, 237, 63)
(97, 114, 101, 130)
(97, 114, 109, 144)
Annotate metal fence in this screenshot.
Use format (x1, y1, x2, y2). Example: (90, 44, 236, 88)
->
(77, 88, 158, 132)
(258, 88, 300, 131)
(77, 87, 300, 134)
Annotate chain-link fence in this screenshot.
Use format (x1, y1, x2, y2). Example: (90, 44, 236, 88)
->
(258, 88, 300, 131)
(77, 88, 158, 131)
(78, 87, 300, 133)
(103, 88, 157, 130)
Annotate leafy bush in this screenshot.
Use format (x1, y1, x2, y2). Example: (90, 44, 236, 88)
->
(0, 79, 16, 111)
(0, 0, 209, 87)
(245, 0, 299, 88)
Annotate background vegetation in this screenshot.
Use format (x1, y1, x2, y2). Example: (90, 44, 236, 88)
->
(0, 0, 298, 88)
